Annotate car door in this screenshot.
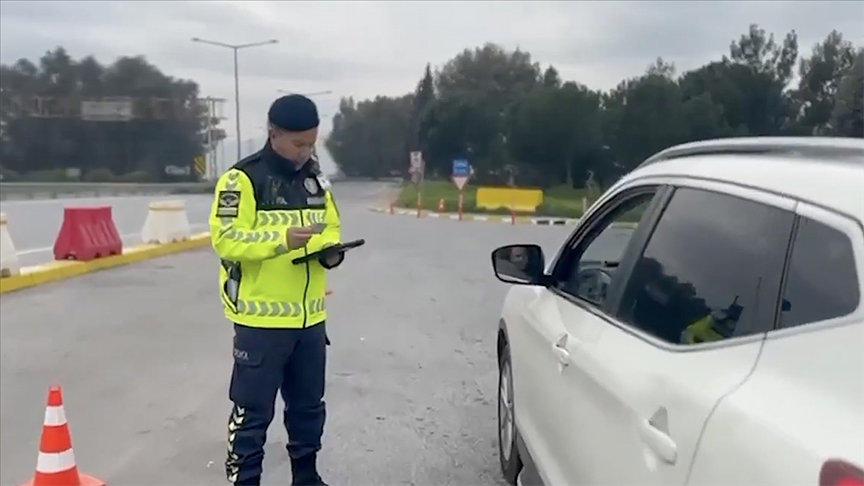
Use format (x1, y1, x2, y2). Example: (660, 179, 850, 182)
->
(525, 185, 667, 485)
(504, 184, 661, 483)
(547, 181, 796, 486)
(505, 278, 573, 481)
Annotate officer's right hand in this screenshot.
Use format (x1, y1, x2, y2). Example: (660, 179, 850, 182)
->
(286, 227, 313, 250)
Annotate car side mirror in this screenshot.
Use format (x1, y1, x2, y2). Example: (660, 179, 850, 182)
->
(491, 244, 546, 285)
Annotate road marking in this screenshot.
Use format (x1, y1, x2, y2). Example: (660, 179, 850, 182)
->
(15, 223, 210, 256)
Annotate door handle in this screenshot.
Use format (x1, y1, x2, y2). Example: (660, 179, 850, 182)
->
(637, 418, 678, 465)
(552, 334, 571, 366)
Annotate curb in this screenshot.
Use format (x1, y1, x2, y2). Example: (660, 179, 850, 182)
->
(368, 207, 639, 229)
(368, 207, 580, 226)
(0, 232, 211, 295)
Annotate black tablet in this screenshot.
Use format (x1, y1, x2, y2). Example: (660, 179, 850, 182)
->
(291, 239, 366, 265)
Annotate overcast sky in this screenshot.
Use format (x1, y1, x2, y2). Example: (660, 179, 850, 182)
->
(1, 0, 861, 174)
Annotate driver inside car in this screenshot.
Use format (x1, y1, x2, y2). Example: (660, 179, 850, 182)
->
(495, 246, 545, 282)
(681, 297, 743, 344)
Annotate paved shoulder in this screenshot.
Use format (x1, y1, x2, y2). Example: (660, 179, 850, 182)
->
(0, 249, 230, 484)
(0, 201, 571, 485)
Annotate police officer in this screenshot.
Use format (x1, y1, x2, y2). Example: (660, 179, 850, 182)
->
(209, 94, 344, 486)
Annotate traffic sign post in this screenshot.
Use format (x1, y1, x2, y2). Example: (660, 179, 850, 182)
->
(409, 151, 424, 182)
(410, 151, 425, 218)
(452, 159, 471, 221)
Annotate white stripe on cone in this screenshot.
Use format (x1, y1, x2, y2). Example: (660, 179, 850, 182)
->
(43, 405, 67, 426)
(36, 449, 77, 474)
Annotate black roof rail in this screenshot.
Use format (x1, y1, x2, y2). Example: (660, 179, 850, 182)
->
(637, 137, 864, 170)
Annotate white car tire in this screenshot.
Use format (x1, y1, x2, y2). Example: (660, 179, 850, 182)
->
(498, 341, 523, 484)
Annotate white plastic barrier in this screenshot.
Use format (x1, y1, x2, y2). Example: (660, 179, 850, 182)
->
(141, 200, 192, 244)
(0, 212, 21, 278)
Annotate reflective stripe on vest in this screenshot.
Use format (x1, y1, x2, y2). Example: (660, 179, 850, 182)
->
(253, 209, 325, 227)
(220, 228, 288, 254)
(306, 210, 326, 224)
(234, 297, 326, 318)
(256, 210, 301, 226)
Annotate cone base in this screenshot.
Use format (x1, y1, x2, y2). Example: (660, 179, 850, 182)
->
(20, 472, 105, 486)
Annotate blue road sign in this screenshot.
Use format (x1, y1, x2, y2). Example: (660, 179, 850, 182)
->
(452, 159, 470, 177)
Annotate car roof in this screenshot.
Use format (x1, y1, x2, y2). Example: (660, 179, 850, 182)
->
(623, 137, 864, 221)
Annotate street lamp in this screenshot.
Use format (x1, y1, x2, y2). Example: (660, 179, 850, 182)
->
(191, 37, 279, 161)
(276, 89, 333, 97)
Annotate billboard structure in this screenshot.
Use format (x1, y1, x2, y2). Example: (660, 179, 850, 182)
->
(80, 98, 135, 121)
(2, 94, 227, 180)
(199, 97, 228, 180)
(3, 95, 206, 120)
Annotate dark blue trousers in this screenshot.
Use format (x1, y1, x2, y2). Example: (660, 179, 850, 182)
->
(225, 322, 327, 484)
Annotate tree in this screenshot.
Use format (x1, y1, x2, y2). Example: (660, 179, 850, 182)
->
(831, 49, 864, 137)
(506, 82, 601, 186)
(794, 31, 858, 135)
(423, 44, 540, 179)
(541, 66, 562, 89)
(612, 71, 689, 171)
(325, 95, 414, 178)
(726, 25, 799, 135)
(410, 63, 436, 153)
(0, 47, 215, 182)
(324, 24, 861, 185)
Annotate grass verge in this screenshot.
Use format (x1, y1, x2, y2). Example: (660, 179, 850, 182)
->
(394, 180, 593, 219)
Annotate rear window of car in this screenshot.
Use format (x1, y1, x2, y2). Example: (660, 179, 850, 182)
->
(779, 217, 860, 328)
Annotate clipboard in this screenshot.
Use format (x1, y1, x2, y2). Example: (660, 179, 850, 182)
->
(291, 239, 366, 265)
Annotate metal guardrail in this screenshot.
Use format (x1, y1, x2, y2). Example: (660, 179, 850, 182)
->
(0, 178, 402, 201)
(0, 182, 215, 201)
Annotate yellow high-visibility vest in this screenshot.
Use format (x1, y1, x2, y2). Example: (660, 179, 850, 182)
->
(208, 166, 341, 329)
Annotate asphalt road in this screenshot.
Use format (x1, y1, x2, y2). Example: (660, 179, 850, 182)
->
(0, 194, 213, 267)
(0, 182, 584, 485)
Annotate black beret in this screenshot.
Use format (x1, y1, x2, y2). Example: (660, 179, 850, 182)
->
(268, 94, 320, 132)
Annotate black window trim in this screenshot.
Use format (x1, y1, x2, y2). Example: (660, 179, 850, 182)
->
(646, 173, 864, 335)
(770, 205, 863, 334)
(642, 174, 864, 237)
(772, 215, 800, 332)
(553, 178, 808, 353)
(547, 184, 673, 318)
(611, 183, 799, 348)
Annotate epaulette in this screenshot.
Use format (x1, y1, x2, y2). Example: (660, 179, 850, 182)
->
(232, 150, 263, 170)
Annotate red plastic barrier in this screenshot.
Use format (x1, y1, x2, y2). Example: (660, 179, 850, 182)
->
(53, 206, 123, 261)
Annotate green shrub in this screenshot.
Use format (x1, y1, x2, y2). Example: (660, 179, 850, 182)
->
(20, 169, 74, 182)
(114, 170, 151, 183)
(0, 166, 20, 182)
(395, 179, 592, 218)
(83, 168, 116, 182)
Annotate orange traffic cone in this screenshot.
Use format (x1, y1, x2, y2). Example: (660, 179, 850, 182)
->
(437, 198, 445, 212)
(20, 386, 104, 486)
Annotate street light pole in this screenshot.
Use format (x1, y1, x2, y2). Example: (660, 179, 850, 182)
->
(233, 48, 241, 161)
(191, 37, 279, 161)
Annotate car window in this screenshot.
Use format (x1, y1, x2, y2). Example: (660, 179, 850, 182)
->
(616, 187, 794, 345)
(780, 217, 860, 328)
(555, 193, 656, 307)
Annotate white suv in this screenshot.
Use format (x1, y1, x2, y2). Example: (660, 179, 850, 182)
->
(491, 137, 864, 486)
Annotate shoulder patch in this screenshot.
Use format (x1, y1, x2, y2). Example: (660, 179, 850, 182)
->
(316, 174, 332, 190)
(304, 177, 320, 194)
(216, 190, 241, 218)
